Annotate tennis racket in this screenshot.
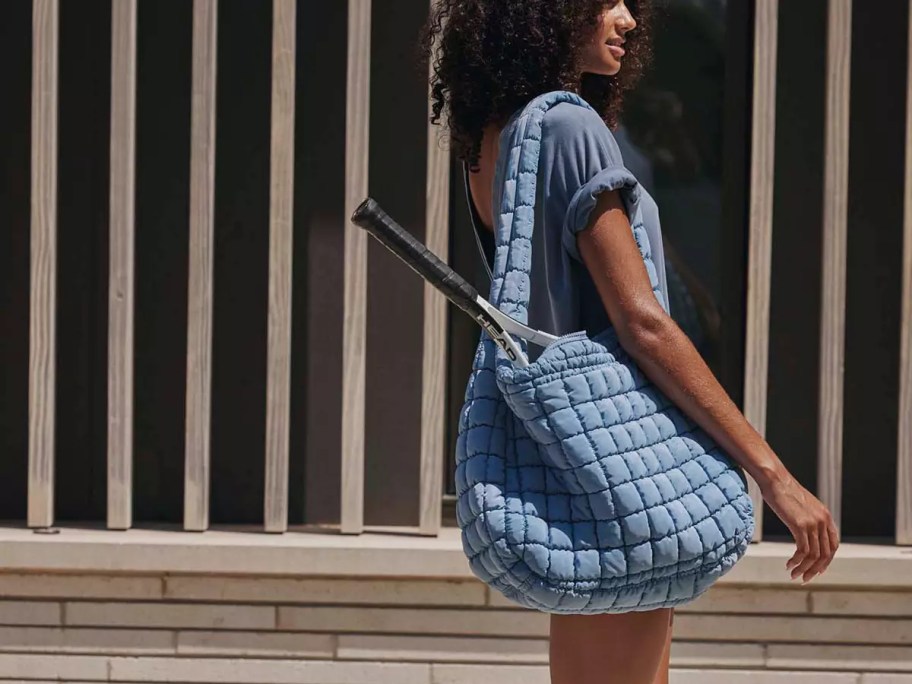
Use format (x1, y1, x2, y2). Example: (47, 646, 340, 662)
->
(351, 197, 558, 367)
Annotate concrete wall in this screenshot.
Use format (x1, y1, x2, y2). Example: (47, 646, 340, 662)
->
(0, 568, 910, 682)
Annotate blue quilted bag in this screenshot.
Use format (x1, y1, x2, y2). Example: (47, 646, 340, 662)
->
(455, 91, 755, 614)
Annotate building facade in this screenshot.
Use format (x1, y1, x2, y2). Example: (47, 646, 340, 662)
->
(0, 0, 910, 681)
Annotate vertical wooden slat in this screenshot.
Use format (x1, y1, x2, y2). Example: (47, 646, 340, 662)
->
(817, 0, 852, 528)
(107, 0, 138, 531)
(418, 6, 449, 536)
(897, 0, 912, 546)
(28, 0, 59, 529)
(340, 0, 371, 534)
(264, 0, 296, 533)
(184, 0, 218, 532)
(743, 0, 778, 543)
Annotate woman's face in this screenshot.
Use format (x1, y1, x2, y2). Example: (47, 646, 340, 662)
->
(580, 1, 637, 77)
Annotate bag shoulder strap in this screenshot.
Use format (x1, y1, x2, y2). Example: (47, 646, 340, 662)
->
(489, 90, 594, 326)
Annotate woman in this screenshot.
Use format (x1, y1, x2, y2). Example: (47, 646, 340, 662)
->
(420, 2, 839, 683)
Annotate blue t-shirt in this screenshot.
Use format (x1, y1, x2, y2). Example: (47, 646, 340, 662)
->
(464, 100, 670, 361)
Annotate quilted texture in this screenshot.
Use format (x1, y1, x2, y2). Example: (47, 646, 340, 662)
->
(454, 90, 755, 614)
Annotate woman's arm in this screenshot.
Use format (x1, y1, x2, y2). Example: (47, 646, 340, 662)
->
(576, 188, 840, 584)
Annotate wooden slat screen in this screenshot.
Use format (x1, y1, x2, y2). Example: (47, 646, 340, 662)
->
(743, 0, 779, 543)
(340, 0, 371, 535)
(898, 0, 912, 546)
(9, 0, 911, 546)
(27, 0, 59, 530)
(184, 0, 218, 532)
(107, 0, 138, 531)
(264, 0, 297, 533)
(418, 0, 450, 536)
(818, 0, 853, 528)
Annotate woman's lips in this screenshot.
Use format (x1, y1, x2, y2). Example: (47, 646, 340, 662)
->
(606, 43, 625, 59)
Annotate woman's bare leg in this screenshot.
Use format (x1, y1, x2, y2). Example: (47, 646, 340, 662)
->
(652, 609, 673, 684)
(549, 607, 673, 684)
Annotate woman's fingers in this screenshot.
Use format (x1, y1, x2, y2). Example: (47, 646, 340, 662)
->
(793, 511, 841, 584)
(820, 518, 839, 572)
(786, 526, 809, 578)
(803, 520, 831, 583)
(792, 522, 820, 581)
(828, 521, 841, 565)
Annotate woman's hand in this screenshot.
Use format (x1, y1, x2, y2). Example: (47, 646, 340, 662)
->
(758, 472, 840, 584)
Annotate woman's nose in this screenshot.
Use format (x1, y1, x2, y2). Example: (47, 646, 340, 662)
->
(617, 3, 637, 34)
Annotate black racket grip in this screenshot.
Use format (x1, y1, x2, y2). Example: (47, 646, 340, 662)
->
(351, 197, 481, 315)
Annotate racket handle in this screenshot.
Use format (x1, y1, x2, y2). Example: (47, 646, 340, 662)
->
(351, 197, 481, 315)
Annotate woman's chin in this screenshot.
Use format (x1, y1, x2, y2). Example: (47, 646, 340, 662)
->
(605, 58, 622, 76)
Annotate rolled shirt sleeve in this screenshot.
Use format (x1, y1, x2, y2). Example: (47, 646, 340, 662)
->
(563, 164, 642, 262)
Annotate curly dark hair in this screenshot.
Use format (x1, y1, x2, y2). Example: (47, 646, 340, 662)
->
(419, 0, 654, 170)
